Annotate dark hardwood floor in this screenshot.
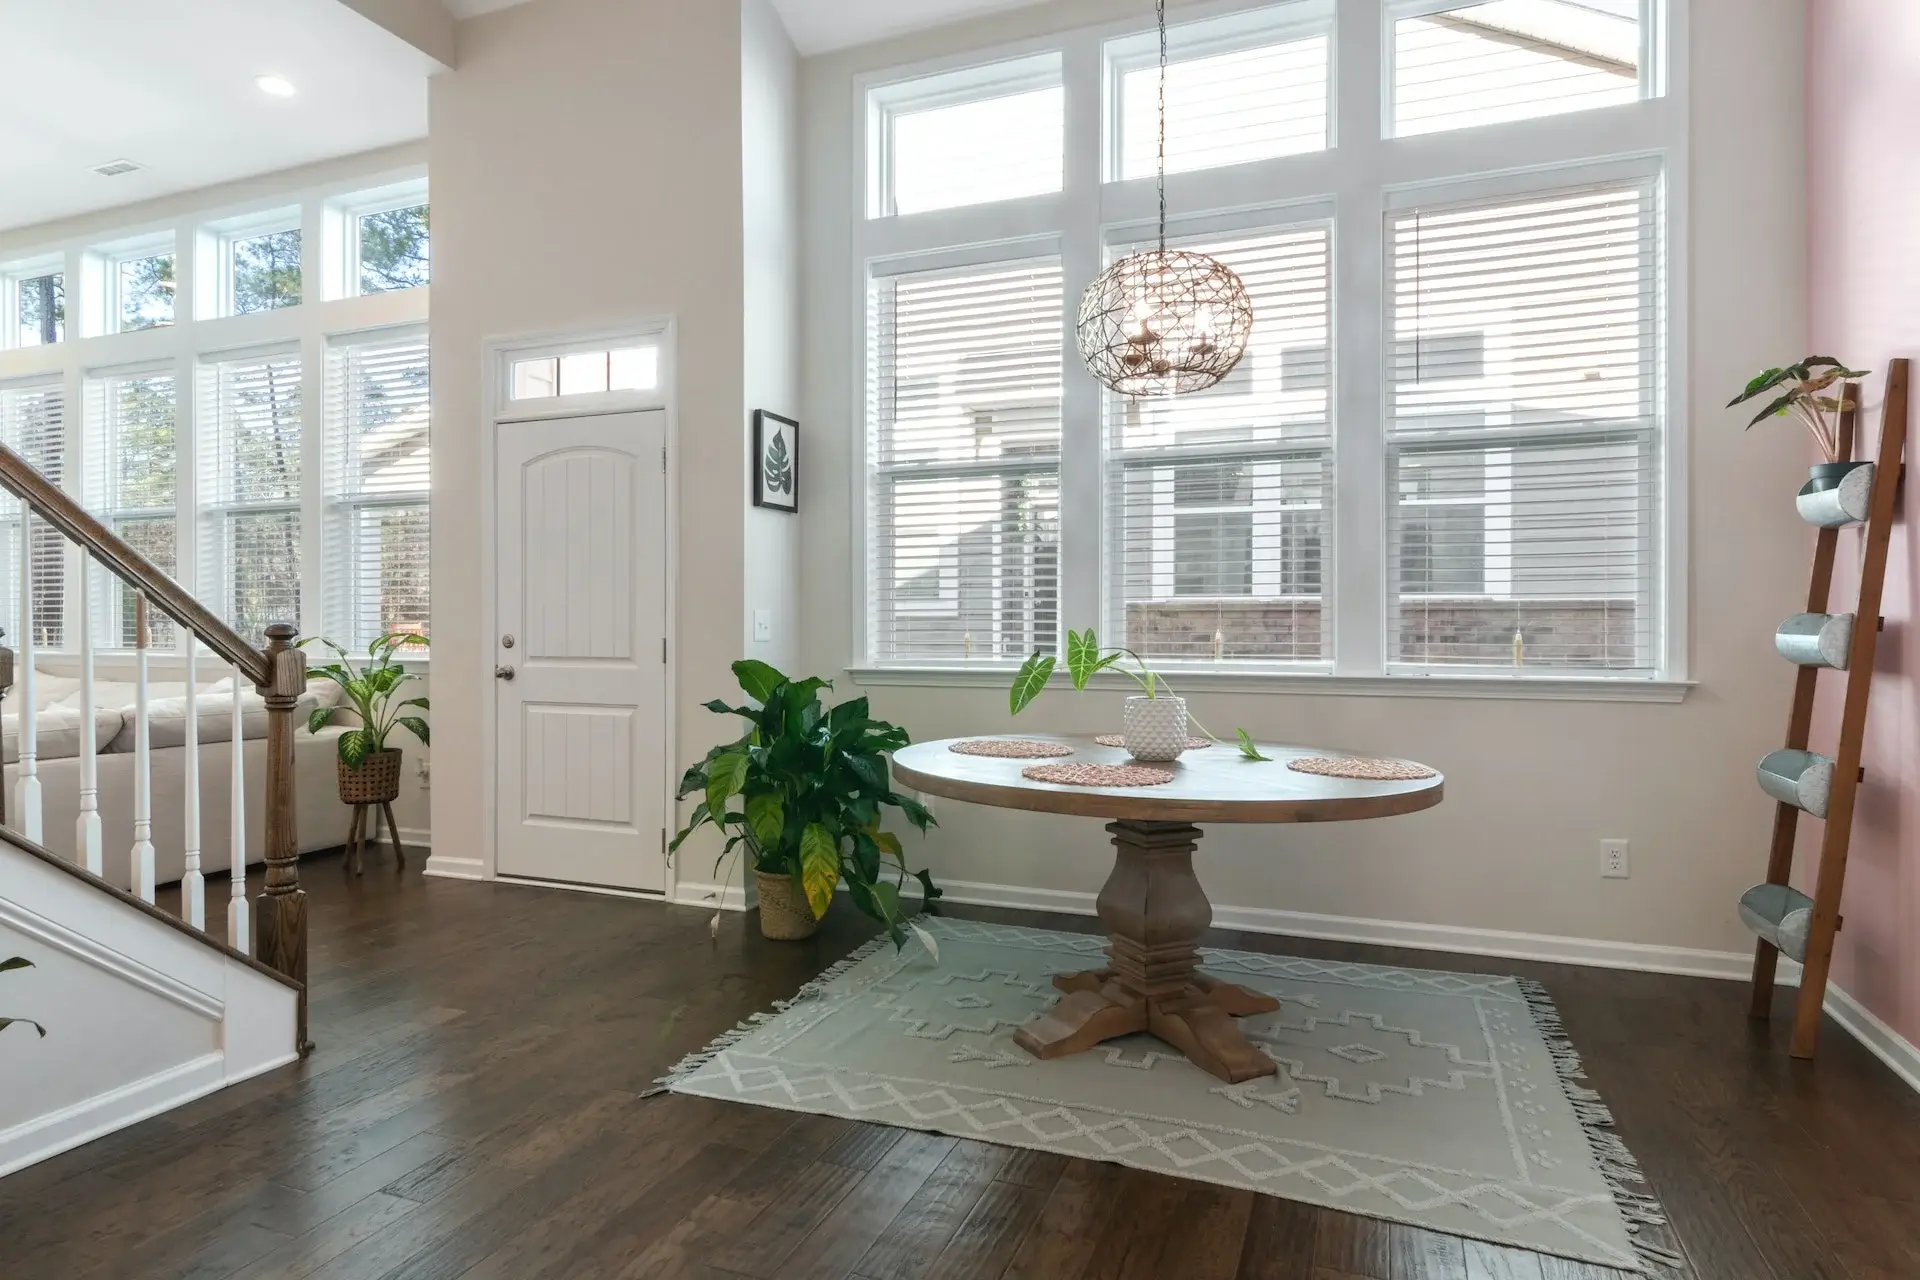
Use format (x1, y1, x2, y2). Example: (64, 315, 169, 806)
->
(5, 853, 1917, 1279)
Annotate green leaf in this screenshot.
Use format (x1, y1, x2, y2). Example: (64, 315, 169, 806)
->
(338, 729, 369, 769)
(1729, 366, 1789, 407)
(732, 659, 787, 704)
(873, 829, 904, 862)
(910, 922, 940, 962)
(891, 793, 935, 832)
(850, 832, 882, 883)
(1066, 629, 1100, 689)
(827, 697, 871, 739)
(1009, 652, 1056, 715)
(745, 792, 784, 849)
(1745, 389, 1800, 429)
(677, 764, 710, 799)
(845, 753, 888, 793)
(913, 868, 944, 913)
(669, 800, 711, 853)
(0, 957, 32, 974)
(401, 697, 429, 711)
(1236, 729, 1272, 762)
(799, 824, 840, 920)
(307, 706, 337, 736)
(705, 751, 750, 819)
(395, 716, 430, 747)
(0, 1017, 46, 1038)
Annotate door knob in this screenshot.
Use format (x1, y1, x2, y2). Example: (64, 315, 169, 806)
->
(495, 665, 515, 681)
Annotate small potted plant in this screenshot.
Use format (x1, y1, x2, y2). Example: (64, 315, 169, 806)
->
(303, 632, 430, 813)
(1010, 629, 1268, 762)
(1728, 356, 1874, 526)
(1, 956, 44, 1039)
(672, 660, 941, 950)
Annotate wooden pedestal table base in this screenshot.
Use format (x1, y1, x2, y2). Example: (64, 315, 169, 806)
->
(888, 735, 1444, 1087)
(1013, 821, 1281, 1083)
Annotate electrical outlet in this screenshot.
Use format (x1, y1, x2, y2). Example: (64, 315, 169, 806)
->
(1600, 838, 1630, 879)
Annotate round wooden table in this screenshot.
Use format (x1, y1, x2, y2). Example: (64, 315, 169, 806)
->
(890, 736, 1444, 1084)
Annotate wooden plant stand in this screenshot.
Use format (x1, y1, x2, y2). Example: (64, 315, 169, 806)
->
(1748, 359, 1909, 1058)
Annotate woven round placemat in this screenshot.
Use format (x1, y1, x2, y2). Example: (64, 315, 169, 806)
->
(1022, 762, 1174, 787)
(1287, 756, 1437, 781)
(949, 738, 1076, 759)
(1093, 734, 1214, 751)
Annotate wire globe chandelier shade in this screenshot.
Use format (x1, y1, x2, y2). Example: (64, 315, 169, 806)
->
(1077, 0, 1253, 398)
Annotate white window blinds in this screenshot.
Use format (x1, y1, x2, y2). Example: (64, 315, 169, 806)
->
(0, 382, 66, 647)
(1106, 225, 1332, 663)
(1392, 0, 1641, 138)
(86, 370, 178, 648)
(199, 350, 303, 640)
(1386, 177, 1661, 671)
(867, 258, 1062, 664)
(325, 331, 430, 650)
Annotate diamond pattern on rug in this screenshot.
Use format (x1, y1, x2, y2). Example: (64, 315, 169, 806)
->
(663, 918, 1665, 1273)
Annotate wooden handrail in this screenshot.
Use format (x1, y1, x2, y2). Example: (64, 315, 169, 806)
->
(0, 442, 270, 685)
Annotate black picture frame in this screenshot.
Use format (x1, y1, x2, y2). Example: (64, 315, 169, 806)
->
(753, 410, 800, 513)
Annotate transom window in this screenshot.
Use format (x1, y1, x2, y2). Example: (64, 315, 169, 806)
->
(857, 0, 1675, 682)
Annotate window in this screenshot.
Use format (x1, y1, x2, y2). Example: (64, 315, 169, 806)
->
(1106, 225, 1331, 662)
(867, 257, 1062, 663)
(325, 332, 430, 650)
(231, 228, 303, 314)
(200, 351, 303, 636)
(872, 55, 1064, 216)
(1387, 178, 1661, 670)
(509, 345, 658, 401)
(855, 3, 1675, 684)
(1391, 0, 1642, 137)
(356, 203, 430, 293)
(116, 252, 176, 331)
(1112, 6, 1332, 179)
(0, 382, 68, 646)
(9, 272, 64, 347)
(86, 370, 179, 648)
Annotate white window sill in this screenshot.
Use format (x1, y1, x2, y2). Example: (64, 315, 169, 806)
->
(845, 665, 1695, 704)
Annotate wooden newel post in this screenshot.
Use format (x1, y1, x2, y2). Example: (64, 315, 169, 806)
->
(0, 627, 12, 829)
(252, 622, 312, 1053)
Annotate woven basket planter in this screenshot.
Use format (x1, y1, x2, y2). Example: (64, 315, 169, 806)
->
(338, 748, 403, 805)
(755, 870, 820, 940)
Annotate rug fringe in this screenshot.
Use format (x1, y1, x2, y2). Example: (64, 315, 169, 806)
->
(1516, 977, 1688, 1276)
(642, 931, 899, 1098)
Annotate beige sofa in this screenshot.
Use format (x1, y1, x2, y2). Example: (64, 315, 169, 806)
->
(3, 670, 358, 892)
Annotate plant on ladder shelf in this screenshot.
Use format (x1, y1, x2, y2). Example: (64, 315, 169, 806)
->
(302, 632, 430, 873)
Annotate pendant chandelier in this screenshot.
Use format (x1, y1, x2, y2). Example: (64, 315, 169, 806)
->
(1077, 0, 1254, 397)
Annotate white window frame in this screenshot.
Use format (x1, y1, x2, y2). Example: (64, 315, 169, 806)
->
(83, 361, 181, 650)
(0, 162, 431, 665)
(332, 180, 431, 301)
(96, 233, 179, 336)
(199, 206, 303, 319)
(866, 51, 1066, 220)
(0, 256, 67, 351)
(848, 0, 1690, 700)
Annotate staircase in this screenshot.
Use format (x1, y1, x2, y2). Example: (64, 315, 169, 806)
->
(0, 441, 310, 1176)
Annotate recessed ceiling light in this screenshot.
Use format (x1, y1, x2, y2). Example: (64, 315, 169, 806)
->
(255, 74, 297, 98)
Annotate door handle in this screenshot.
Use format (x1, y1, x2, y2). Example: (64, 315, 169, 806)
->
(495, 665, 516, 681)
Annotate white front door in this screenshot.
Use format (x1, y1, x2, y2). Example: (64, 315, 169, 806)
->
(494, 410, 667, 891)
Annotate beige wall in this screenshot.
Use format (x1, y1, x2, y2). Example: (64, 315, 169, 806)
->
(428, 0, 748, 882)
(798, 0, 1814, 959)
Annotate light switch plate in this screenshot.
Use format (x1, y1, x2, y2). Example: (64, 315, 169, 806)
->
(752, 609, 772, 642)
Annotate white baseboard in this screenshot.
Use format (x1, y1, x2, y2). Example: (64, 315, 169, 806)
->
(423, 854, 485, 881)
(0, 1048, 298, 1178)
(922, 877, 1754, 980)
(395, 827, 432, 848)
(1776, 960, 1920, 1093)
(673, 881, 750, 912)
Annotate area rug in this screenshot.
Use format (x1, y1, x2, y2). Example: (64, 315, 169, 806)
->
(657, 918, 1678, 1273)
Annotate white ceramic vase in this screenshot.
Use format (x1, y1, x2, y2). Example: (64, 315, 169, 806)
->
(1123, 694, 1188, 762)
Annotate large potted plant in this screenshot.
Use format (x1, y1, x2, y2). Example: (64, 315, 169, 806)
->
(302, 632, 431, 807)
(1728, 356, 1874, 525)
(1, 956, 43, 1039)
(672, 660, 940, 949)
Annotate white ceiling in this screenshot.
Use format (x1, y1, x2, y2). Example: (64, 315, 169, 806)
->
(0, 0, 436, 233)
(441, 0, 1056, 56)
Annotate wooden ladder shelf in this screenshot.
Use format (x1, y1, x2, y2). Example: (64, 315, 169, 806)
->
(1747, 357, 1909, 1058)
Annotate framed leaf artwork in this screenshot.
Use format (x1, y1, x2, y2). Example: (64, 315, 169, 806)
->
(753, 410, 799, 513)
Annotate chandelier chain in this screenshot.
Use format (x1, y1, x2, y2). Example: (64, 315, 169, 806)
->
(1157, 0, 1167, 253)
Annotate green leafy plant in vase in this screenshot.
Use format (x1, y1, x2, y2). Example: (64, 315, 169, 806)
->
(1, 956, 44, 1039)
(302, 632, 430, 808)
(672, 659, 942, 952)
(1729, 356, 1875, 527)
(1010, 629, 1269, 763)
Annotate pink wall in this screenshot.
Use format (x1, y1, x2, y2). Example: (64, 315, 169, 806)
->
(1805, 0, 1920, 1044)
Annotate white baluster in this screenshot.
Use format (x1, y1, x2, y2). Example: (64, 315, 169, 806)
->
(131, 596, 154, 903)
(228, 661, 249, 954)
(15, 514, 39, 843)
(180, 635, 204, 930)
(74, 556, 101, 875)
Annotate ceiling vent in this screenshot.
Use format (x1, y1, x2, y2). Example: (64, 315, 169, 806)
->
(89, 159, 145, 178)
